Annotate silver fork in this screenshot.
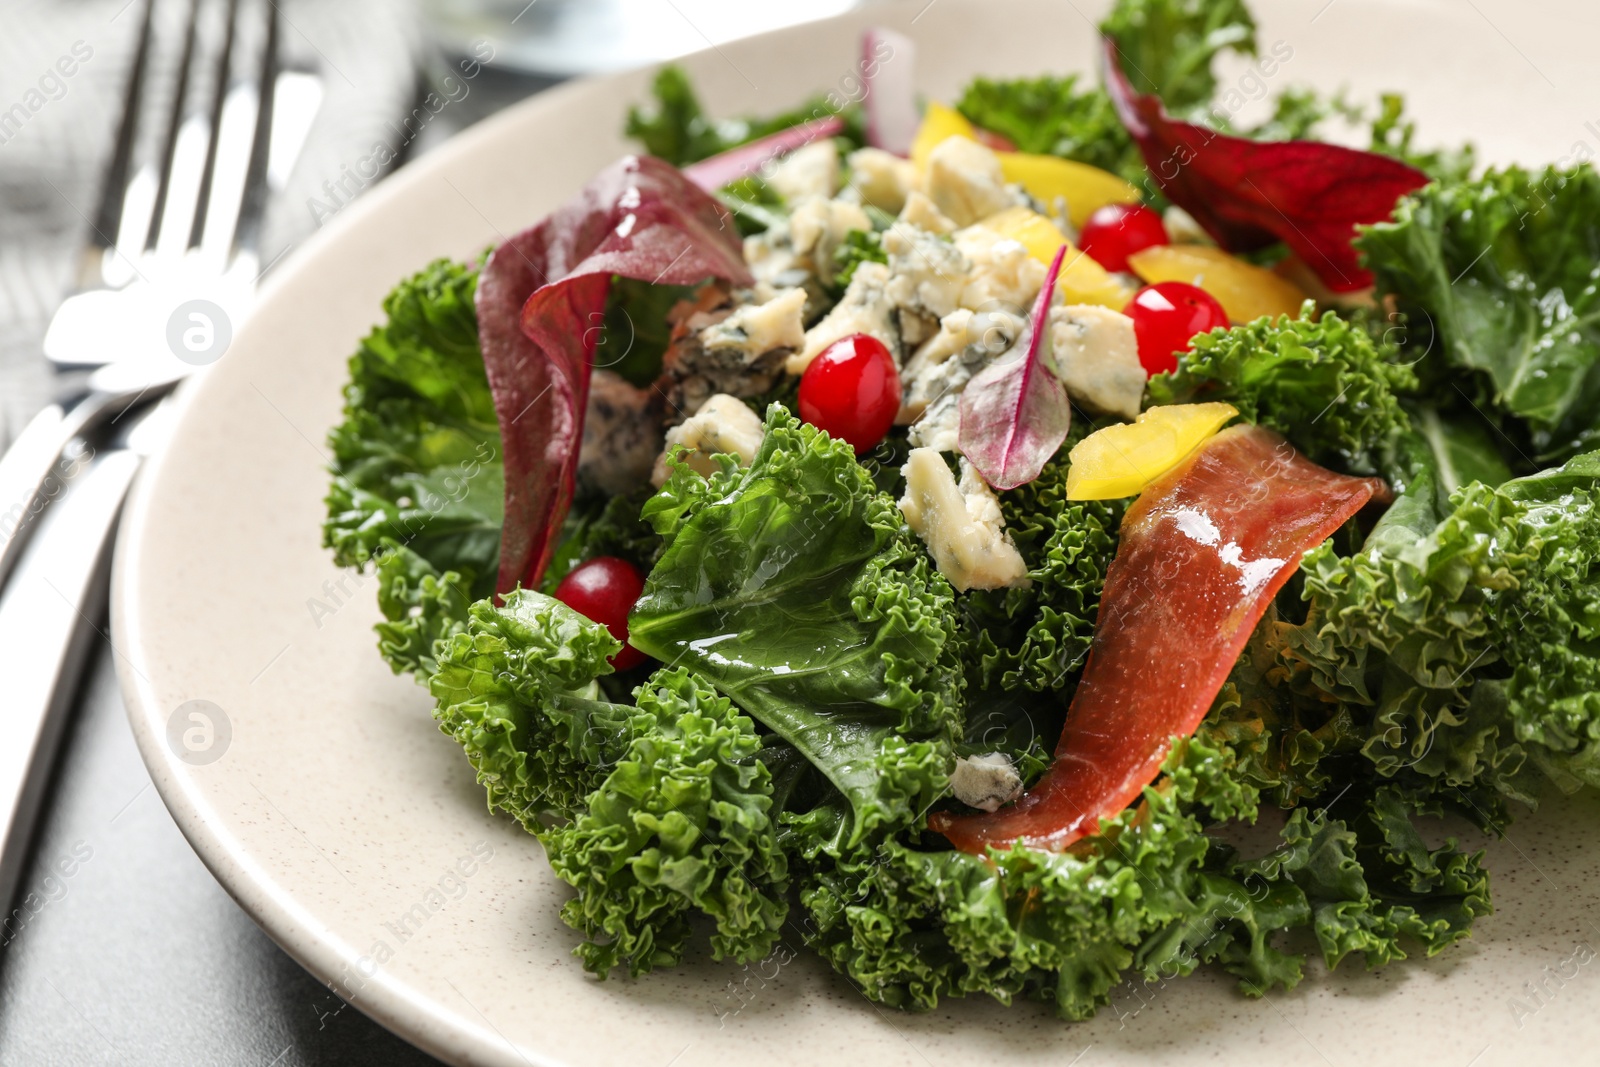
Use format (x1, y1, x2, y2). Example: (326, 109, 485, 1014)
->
(0, 0, 314, 913)
(0, 0, 301, 591)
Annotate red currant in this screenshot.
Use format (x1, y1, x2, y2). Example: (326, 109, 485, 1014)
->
(1079, 203, 1169, 273)
(798, 333, 901, 453)
(553, 556, 648, 670)
(1123, 282, 1229, 377)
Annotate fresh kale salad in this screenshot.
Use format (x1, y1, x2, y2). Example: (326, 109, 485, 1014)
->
(323, 0, 1600, 1021)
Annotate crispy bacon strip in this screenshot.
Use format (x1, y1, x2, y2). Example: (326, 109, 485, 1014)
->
(931, 425, 1383, 853)
(477, 155, 751, 595)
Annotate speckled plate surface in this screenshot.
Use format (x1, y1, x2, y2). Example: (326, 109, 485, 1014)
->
(113, 1, 1600, 1063)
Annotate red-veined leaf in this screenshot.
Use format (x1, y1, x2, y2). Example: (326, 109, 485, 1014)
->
(478, 154, 751, 596)
(957, 243, 1072, 490)
(680, 115, 845, 192)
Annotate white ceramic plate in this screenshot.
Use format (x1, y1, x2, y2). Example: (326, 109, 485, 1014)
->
(114, 1, 1600, 1064)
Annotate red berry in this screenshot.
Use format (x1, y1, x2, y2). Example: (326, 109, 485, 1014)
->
(797, 333, 901, 453)
(1079, 203, 1169, 273)
(1123, 282, 1229, 377)
(553, 556, 648, 670)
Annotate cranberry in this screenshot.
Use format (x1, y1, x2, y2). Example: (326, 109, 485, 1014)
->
(1079, 203, 1169, 273)
(797, 333, 902, 453)
(553, 556, 647, 670)
(1123, 282, 1229, 377)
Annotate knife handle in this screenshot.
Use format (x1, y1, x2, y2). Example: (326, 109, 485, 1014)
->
(0, 449, 140, 914)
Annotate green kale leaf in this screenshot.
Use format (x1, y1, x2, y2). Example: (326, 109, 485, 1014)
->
(794, 729, 1488, 1020)
(1366, 93, 1478, 184)
(544, 667, 789, 977)
(1357, 165, 1600, 464)
(955, 75, 1137, 182)
(1099, 0, 1257, 116)
(625, 65, 863, 167)
(428, 590, 627, 828)
(1284, 450, 1600, 809)
(322, 257, 503, 675)
(629, 407, 964, 849)
(955, 0, 1256, 185)
(1146, 306, 1418, 478)
(961, 452, 1123, 693)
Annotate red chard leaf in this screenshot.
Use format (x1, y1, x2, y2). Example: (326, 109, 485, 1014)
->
(1101, 36, 1429, 292)
(957, 243, 1072, 490)
(478, 154, 751, 596)
(680, 115, 845, 192)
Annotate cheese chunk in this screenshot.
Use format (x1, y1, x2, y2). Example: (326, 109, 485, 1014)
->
(949, 753, 1024, 813)
(848, 147, 918, 214)
(898, 450, 1028, 591)
(954, 224, 1046, 311)
(1047, 305, 1145, 421)
(699, 287, 806, 361)
(897, 190, 956, 235)
(742, 226, 800, 288)
(788, 260, 897, 374)
(789, 197, 873, 279)
(768, 140, 838, 202)
(651, 393, 765, 486)
(924, 137, 1012, 227)
(883, 222, 969, 321)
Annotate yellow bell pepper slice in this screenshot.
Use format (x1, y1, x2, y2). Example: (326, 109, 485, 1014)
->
(910, 101, 977, 172)
(1127, 244, 1309, 325)
(910, 105, 1140, 229)
(1066, 402, 1239, 500)
(995, 154, 1140, 228)
(985, 206, 1136, 309)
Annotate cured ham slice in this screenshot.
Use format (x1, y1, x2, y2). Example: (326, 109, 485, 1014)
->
(930, 424, 1383, 853)
(478, 155, 751, 595)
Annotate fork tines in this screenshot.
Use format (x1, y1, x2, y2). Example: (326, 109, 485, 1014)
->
(86, 0, 280, 294)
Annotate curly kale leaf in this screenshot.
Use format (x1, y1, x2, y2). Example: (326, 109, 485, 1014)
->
(955, 75, 1138, 182)
(429, 591, 626, 828)
(322, 257, 502, 675)
(794, 729, 1488, 1020)
(544, 668, 789, 978)
(630, 407, 963, 849)
(1099, 0, 1257, 116)
(370, 544, 478, 678)
(1357, 165, 1600, 465)
(1284, 450, 1600, 807)
(955, 0, 1255, 185)
(1190, 608, 1364, 809)
(1365, 93, 1478, 184)
(625, 65, 864, 167)
(1147, 306, 1418, 478)
(961, 452, 1122, 692)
